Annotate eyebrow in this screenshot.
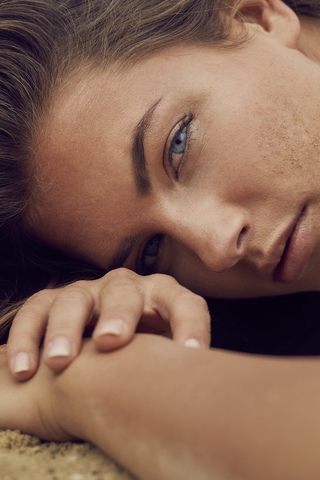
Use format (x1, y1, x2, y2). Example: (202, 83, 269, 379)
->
(107, 99, 163, 271)
(131, 99, 162, 195)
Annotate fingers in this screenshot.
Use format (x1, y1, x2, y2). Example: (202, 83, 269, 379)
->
(92, 269, 144, 350)
(7, 289, 56, 381)
(7, 283, 97, 380)
(42, 283, 95, 373)
(142, 274, 211, 349)
(168, 292, 211, 348)
(92, 271, 211, 351)
(7, 269, 212, 384)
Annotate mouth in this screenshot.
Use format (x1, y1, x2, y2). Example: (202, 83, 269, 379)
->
(273, 207, 314, 283)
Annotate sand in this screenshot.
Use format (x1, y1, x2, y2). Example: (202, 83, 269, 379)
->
(0, 429, 135, 480)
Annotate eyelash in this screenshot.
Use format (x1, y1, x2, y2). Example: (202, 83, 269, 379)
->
(166, 114, 194, 180)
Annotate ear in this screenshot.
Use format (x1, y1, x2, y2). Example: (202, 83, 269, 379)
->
(233, 0, 300, 48)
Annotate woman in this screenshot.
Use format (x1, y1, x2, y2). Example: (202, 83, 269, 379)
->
(1, 0, 320, 477)
(3, 0, 320, 375)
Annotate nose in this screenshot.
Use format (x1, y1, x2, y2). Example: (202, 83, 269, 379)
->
(163, 202, 252, 273)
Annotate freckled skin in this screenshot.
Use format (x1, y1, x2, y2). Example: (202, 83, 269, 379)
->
(6, 8, 320, 480)
(29, 21, 320, 299)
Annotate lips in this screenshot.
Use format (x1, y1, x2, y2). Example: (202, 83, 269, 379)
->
(274, 208, 313, 283)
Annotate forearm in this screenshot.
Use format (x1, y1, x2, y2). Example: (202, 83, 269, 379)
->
(1, 337, 320, 480)
(50, 337, 320, 480)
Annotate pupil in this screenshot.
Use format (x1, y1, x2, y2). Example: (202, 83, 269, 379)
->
(172, 127, 187, 154)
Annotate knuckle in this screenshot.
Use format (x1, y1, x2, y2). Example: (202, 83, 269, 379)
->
(102, 269, 143, 295)
(175, 291, 208, 311)
(106, 267, 137, 283)
(149, 273, 177, 285)
(15, 289, 55, 320)
(53, 284, 93, 305)
(13, 305, 37, 323)
(13, 328, 41, 346)
(104, 280, 142, 300)
(25, 289, 55, 306)
(190, 294, 209, 311)
(72, 279, 92, 289)
(141, 273, 179, 294)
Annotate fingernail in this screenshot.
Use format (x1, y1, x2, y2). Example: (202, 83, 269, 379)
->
(13, 352, 30, 373)
(95, 319, 124, 337)
(47, 338, 71, 358)
(183, 338, 201, 349)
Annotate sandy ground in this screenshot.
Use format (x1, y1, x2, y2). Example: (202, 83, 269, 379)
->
(0, 429, 135, 480)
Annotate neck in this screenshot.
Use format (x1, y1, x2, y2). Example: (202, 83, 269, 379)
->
(297, 15, 320, 66)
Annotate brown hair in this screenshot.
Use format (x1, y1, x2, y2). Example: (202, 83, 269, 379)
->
(0, 0, 243, 340)
(0, 0, 319, 340)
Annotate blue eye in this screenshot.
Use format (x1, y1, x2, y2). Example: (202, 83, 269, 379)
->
(168, 115, 194, 179)
(139, 234, 162, 275)
(170, 127, 188, 154)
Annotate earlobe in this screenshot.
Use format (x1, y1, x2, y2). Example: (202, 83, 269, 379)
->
(233, 0, 300, 48)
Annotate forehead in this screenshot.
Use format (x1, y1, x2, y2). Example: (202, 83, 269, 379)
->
(32, 74, 138, 261)
(36, 46, 199, 178)
(31, 47, 201, 265)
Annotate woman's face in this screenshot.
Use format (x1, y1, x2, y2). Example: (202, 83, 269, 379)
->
(31, 25, 320, 298)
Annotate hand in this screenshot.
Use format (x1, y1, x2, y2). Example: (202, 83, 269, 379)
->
(4, 336, 316, 480)
(6, 268, 211, 381)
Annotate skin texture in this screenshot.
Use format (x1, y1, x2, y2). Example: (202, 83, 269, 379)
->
(3, 336, 320, 480)
(7, 270, 211, 379)
(30, 4, 320, 300)
(3, 1, 320, 478)
(7, 0, 320, 380)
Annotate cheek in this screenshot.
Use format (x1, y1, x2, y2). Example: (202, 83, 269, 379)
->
(197, 96, 319, 205)
(165, 241, 211, 294)
(193, 96, 270, 199)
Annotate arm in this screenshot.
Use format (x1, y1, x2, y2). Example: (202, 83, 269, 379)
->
(1, 336, 320, 480)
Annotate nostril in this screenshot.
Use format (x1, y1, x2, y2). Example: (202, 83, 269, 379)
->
(237, 226, 248, 250)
